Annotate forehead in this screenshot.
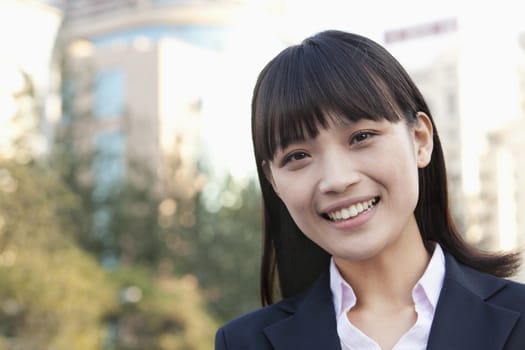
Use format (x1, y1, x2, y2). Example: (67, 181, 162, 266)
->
(253, 37, 409, 161)
(270, 109, 397, 157)
(274, 112, 353, 146)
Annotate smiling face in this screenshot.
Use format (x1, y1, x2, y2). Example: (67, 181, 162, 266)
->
(265, 114, 433, 263)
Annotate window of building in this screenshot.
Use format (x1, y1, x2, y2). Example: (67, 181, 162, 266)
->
(93, 68, 125, 119)
(92, 130, 126, 201)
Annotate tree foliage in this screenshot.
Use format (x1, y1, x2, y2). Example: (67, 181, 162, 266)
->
(105, 267, 217, 350)
(0, 158, 115, 349)
(0, 157, 219, 349)
(166, 175, 263, 322)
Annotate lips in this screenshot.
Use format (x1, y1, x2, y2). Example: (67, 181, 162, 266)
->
(323, 197, 379, 222)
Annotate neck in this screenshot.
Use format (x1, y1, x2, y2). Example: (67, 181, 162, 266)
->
(334, 217, 431, 309)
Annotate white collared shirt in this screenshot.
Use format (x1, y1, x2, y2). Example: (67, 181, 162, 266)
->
(330, 244, 445, 350)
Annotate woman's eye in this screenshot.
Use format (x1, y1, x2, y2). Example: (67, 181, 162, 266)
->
(283, 151, 309, 165)
(351, 131, 375, 144)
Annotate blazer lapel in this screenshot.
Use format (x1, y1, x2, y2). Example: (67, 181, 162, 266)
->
(427, 253, 520, 350)
(263, 271, 341, 350)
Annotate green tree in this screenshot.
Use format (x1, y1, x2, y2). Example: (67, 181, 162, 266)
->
(164, 174, 263, 322)
(0, 159, 115, 349)
(105, 267, 217, 350)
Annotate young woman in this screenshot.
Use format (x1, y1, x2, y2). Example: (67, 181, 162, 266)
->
(215, 30, 525, 350)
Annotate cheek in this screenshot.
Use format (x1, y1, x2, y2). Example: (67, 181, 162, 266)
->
(274, 172, 313, 207)
(275, 184, 316, 229)
(388, 161, 420, 207)
(278, 186, 308, 214)
(374, 154, 419, 198)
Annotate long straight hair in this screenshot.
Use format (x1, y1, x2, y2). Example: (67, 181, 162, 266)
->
(251, 30, 521, 305)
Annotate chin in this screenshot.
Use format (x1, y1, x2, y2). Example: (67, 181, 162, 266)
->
(334, 240, 393, 260)
(333, 249, 380, 262)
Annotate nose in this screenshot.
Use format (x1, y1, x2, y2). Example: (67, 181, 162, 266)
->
(318, 153, 361, 194)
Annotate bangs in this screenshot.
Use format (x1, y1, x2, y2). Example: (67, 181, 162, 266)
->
(252, 33, 407, 161)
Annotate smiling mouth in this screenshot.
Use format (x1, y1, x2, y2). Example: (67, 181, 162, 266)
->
(323, 197, 380, 222)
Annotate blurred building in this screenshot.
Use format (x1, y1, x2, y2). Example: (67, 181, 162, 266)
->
(0, 0, 63, 158)
(480, 121, 525, 281)
(60, 0, 243, 185)
(385, 15, 525, 280)
(477, 37, 525, 282)
(58, 0, 268, 258)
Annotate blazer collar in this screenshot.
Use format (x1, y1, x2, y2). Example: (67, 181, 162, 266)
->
(262, 252, 520, 350)
(263, 270, 341, 350)
(427, 252, 520, 349)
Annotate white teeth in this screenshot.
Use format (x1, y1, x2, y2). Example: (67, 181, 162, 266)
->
(326, 198, 378, 221)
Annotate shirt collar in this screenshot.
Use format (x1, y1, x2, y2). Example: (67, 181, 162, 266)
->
(330, 256, 355, 316)
(414, 243, 445, 309)
(330, 243, 446, 317)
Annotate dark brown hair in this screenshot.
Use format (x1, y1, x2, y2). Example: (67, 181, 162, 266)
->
(251, 30, 521, 305)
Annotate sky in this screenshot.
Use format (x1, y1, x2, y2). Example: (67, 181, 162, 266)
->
(280, 0, 459, 41)
(0, 0, 62, 156)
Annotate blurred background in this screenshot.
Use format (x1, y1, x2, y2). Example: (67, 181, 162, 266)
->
(1, 0, 524, 348)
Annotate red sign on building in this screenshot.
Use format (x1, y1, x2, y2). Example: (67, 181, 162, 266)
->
(384, 18, 457, 44)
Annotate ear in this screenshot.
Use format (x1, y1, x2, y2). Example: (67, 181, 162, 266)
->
(262, 160, 279, 196)
(413, 112, 433, 168)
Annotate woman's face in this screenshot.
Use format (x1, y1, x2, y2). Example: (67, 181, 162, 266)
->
(266, 114, 433, 263)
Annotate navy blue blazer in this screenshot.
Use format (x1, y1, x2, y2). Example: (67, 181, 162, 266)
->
(215, 253, 525, 349)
